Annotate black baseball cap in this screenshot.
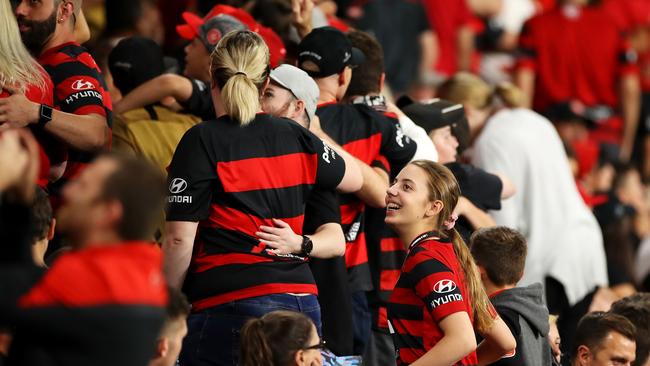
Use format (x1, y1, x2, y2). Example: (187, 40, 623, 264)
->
(297, 26, 365, 78)
(109, 37, 165, 95)
(399, 96, 471, 153)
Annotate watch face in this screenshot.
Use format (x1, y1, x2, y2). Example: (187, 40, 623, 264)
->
(302, 236, 313, 255)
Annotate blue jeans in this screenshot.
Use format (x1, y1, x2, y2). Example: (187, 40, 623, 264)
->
(179, 294, 321, 366)
(351, 291, 372, 356)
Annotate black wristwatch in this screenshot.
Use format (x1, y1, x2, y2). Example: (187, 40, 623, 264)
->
(38, 104, 53, 126)
(300, 235, 313, 257)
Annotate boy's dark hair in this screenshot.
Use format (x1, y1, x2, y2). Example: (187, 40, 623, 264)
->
(345, 30, 384, 98)
(470, 227, 527, 286)
(572, 312, 636, 361)
(30, 187, 52, 244)
(610, 294, 650, 366)
(98, 153, 167, 241)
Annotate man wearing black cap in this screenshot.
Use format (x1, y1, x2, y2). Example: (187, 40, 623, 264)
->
(298, 26, 417, 356)
(113, 13, 247, 121)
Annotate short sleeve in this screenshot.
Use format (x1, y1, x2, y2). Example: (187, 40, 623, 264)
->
(415, 2, 431, 34)
(446, 162, 502, 211)
(166, 125, 217, 222)
(379, 115, 417, 174)
(52, 63, 107, 117)
(311, 136, 346, 190)
(410, 254, 466, 321)
(182, 78, 216, 121)
(516, 20, 537, 71)
(303, 188, 341, 234)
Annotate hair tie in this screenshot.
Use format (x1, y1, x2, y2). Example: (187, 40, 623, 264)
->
(443, 214, 458, 231)
(234, 71, 247, 77)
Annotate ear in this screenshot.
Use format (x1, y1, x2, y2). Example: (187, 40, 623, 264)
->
(476, 264, 488, 282)
(156, 337, 169, 359)
(294, 349, 306, 366)
(103, 200, 124, 230)
(576, 345, 592, 365)
(379, 72, 386, 91)
(47, 218, 57, 241)
(425, 199, 443, 218)
(294, 99, 306, 115)
(58, 1, 74, 24)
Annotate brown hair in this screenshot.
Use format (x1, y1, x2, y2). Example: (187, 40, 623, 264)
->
(210, 30, 270, 125)
(437, 72, 525, 110)
(29, 186, 53, 244)
(410, 160, 495, 333)
(239, 310, 315, 366)
(98, 153, 167, 241)
(610, 294, 650, 366)
(470, 227, 527, 286)
(345, 30, 384, 98)
(572, 312, 636, 361)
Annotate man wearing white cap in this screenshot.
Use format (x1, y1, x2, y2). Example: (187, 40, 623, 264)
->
(261, 64, 320, 128)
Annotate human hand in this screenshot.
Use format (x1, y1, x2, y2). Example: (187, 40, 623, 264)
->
(0, 129, 39, 202)
(257, 219, 303, 255)
(0, 86, 40, 130)
(292, 0, 314, 38)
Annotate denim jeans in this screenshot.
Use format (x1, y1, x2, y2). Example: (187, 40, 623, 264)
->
(351, 291, 372, 356)
(179, 294, 321, 366)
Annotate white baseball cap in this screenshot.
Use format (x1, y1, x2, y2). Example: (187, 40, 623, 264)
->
(270, 64, 320, 122)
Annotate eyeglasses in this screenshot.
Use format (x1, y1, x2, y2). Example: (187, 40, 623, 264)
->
(303, 339, 326, 351)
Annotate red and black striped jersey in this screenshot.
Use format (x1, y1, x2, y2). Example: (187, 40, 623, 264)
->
(13, 242, 167, 366)
(316, 102, 416, 292)
(38, 42, 112, 194)
(166, 114, 345, 310)
(388, 236, 477, 366)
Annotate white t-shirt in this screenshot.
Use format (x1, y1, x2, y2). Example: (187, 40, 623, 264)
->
(471, 108, 607, 305)
(494, 0, 536, 34)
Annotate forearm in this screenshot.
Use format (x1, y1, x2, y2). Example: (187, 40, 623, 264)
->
(457, 26, 474, 72)
(411, 333, 476, 366)
(45, 111, 108, 151)
(308, 223, 345, 258)
(514, 69, 535, 109)
(494, 173, 516, 199)
(397, 114, 438, 162)
(114, 74, 193, 114)
(162, 221, 197, 289)
(355, 166, 389, 208)
(620, 74, 641, 161)
(460, 201, 496, 230)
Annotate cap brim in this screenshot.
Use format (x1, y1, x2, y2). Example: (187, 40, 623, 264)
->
(176, 12, 204, 40)
(348, 47, 365, 67)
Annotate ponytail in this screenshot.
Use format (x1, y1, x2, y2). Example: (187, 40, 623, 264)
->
(448, 228, 495, 333)
(239, 318, 274, 366)
(210, 30, 270, 125)
(438, 72, 525, 111)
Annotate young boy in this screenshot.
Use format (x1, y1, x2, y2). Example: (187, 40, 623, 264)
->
(470, 227, 553, 366)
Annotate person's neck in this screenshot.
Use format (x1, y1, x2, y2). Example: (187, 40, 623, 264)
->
(42, 28, 75, 56)
(82, 231, 123, 247)
(397, 221, 438, 250)
(318, 89, 338, 104)
(31, 239, 48, 268)
(484, 282, 516, 297)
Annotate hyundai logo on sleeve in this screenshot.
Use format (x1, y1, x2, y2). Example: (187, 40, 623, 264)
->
(433, 279, 457, 294)
(169, 178, 188, 194)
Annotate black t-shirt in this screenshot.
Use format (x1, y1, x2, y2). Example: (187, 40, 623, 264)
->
(445, 162, 502, 242)
(183, 78, 215, 121)
(355, 0, 431, 93)
(166, 114, 345, 309)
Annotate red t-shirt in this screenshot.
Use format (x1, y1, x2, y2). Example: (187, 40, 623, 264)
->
(388, 235, 477, 365)
(517, 6, 639, 113)
(421, 0, 474, 76)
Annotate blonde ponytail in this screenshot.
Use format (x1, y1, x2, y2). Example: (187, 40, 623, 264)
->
(210, 30, 270, 125)
(438, 72, 525, 111)
(410, 160, 495, 333)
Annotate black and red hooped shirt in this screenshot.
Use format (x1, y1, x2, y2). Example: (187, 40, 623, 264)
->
(316, 102, 416, 292)
(38, 42, 112, 187)
(166, 114, 345, 311)
(387, 233, 477, 366)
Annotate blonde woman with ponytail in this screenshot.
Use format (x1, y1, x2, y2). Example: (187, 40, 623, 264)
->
(385, 160, 515, 366)
(240, 311, 325, 366)
(165, 30, 359, 366)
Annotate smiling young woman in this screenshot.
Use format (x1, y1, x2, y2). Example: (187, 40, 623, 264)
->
(385, 160, 516, 366)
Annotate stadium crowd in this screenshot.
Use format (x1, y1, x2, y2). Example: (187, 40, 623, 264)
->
(1, 0, 650, 365)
